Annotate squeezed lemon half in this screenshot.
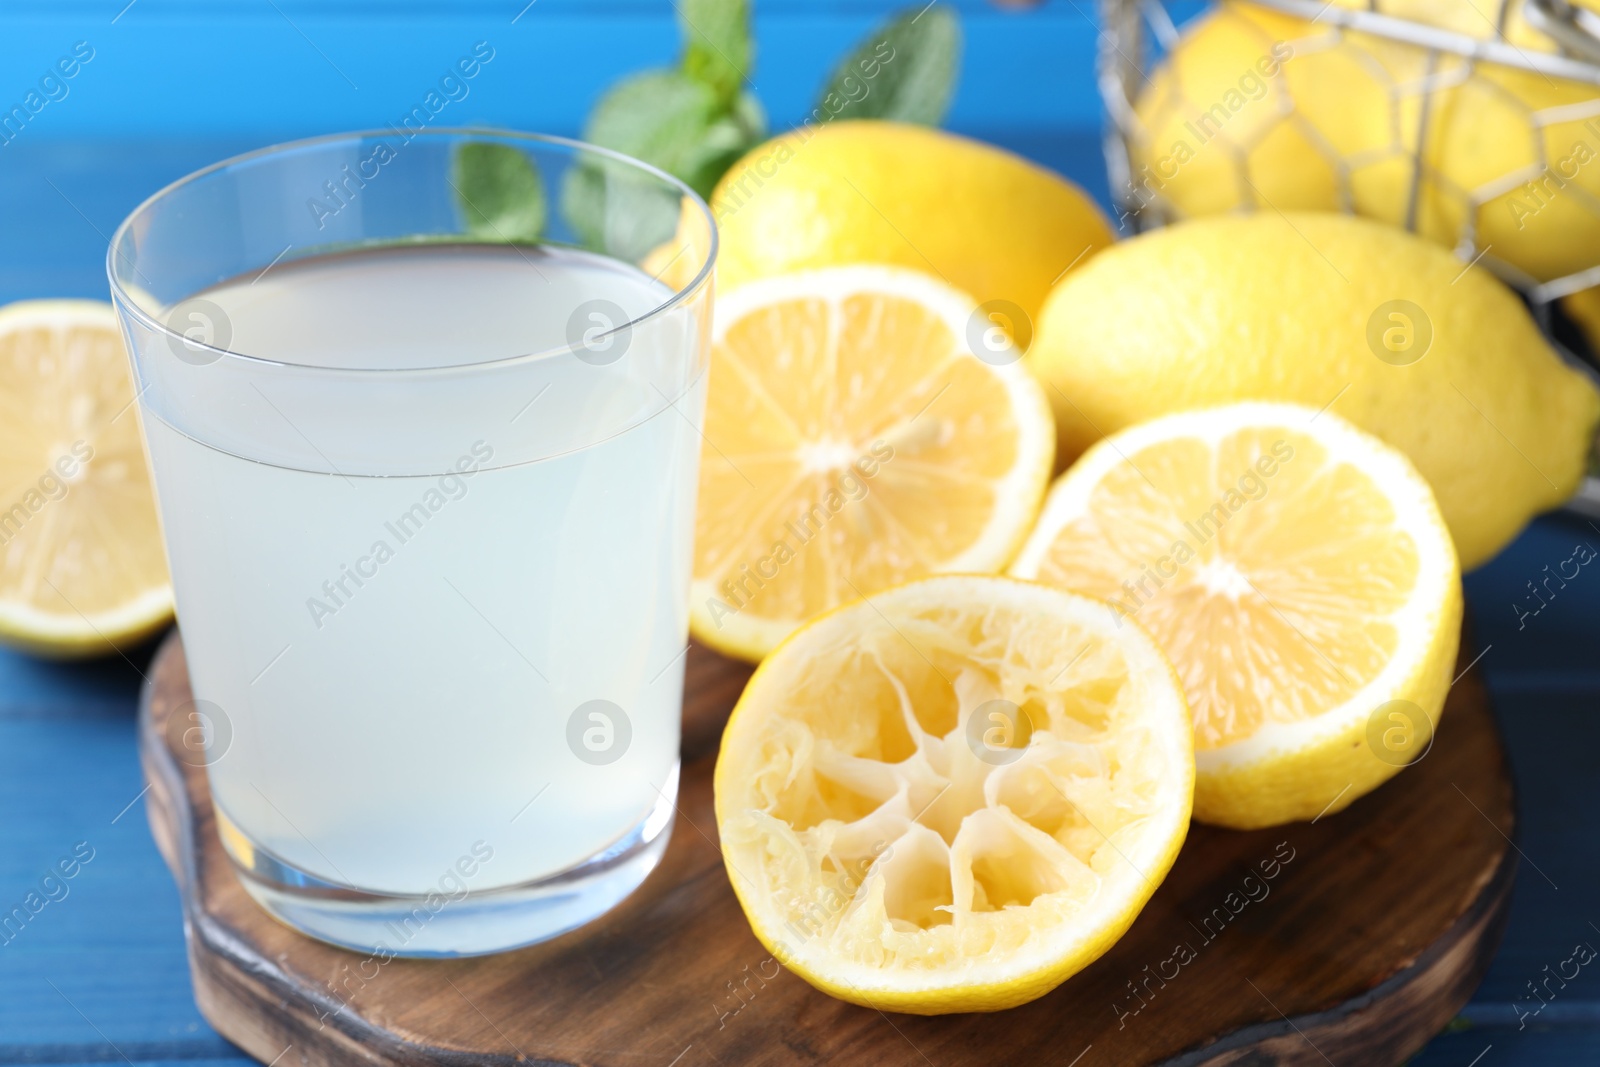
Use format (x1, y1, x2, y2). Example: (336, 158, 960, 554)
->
(714, 575, 1193, 1013)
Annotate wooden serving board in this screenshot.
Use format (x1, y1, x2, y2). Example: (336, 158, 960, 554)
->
(140, 627, 1514, 1067)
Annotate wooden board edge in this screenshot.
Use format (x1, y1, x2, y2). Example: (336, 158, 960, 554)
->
(139, 631, 1518, 1067)
(1163, 844, 1514, 1066)
(1161, 667, 1518, 1067)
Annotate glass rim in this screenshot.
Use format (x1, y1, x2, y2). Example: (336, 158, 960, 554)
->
(105, 126, 718, 376)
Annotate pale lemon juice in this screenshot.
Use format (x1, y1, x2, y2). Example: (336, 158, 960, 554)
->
(140, 244, 703, 896)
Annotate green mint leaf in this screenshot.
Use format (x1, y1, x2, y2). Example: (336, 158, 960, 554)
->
(584, 69, 763, 197)
(814, 6, 961, 126)
(452, 141, 546, 243)
(562, 69, 765, 258)
(679, 0, 753, 106)
(560, 158, 684, 265)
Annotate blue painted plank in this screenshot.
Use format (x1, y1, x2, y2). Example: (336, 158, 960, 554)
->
(1409, 1026, 1600, 1066)
(1456, 684, 1600, 1012)
(0, 641, 148, 713)
(0, 683, 223, 1050)
(0, 3, 1103, 142)
(1463, 509, 1600, 682)
(0, 70, 1598, 1063)
(0, 129, 1113, 309)
(1444, 514, 1600, 1061)
(3, 1060, 249, 1067)
(0, 138, 294, 305)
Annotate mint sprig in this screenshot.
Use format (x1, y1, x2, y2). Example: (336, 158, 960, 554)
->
(455, 1, 963, 259)
(815, 7, 962, 126)
(583, 69, 765, 202)
(680, 0, 753, 107)
(557, 0, 764, 256)
(452, 141, 545, 243)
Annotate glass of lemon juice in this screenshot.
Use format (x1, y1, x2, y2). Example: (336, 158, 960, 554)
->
(107, 131, 715, 955)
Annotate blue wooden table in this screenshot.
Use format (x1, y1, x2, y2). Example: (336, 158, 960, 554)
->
(2, 6, 1599, 1063)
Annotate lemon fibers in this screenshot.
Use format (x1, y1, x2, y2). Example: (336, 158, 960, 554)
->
(703, 120, 1113, 329)
(689, 266, 1055, 662)
(1011, 403, 1462, 829)
(714, 575, 1194, 1013)
(0, 300, 172, 656)
(1027, 212, 1600, 569)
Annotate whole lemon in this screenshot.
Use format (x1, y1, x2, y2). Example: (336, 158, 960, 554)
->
(1129, 0, 1600, 286)
(1026, 212, 1600, 569)
(706, 120, 1114, 329)
(1128, 2, 1360, 218)
(1408, 62, 1600, 284)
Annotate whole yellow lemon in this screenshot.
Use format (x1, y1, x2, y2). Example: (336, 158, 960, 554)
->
(706, 120, 1115, 331)
(1129, 0, 1600, 286)
(1026, 212, 1600, 569)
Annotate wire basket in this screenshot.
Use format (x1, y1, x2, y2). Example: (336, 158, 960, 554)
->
(1098, 0, 1600, 302)
(1096, 0, 1600, 513)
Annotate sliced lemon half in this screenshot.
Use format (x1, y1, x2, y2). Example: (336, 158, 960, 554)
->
(689, 266, 1055, 662)
(714, 575, 1193, 1014)
(1010, 403, 1462, 829)
(0, 300, 172, 657)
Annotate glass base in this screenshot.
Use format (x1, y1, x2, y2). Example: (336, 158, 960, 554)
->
(215, 766, 677, 957)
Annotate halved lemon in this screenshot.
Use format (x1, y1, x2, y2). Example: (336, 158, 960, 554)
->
(714, 575, 1193, 1013)
(0, 300, 172, 657)
(689, 266, 1055, 662)
(1009, 403, 1462, 829)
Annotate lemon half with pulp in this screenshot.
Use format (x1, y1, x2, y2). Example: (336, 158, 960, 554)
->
(689, 265, 1055, 662)
(714, 575, 1194, 1013)
(1010, 403, 1462, 829)
(0, 300, 171, 657)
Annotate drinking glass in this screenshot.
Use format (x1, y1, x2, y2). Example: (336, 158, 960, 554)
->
(107, 129, 715, 956)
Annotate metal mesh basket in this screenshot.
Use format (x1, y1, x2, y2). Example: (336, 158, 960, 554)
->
(1098, 0, 1600, 304)
(1096, 0, 1600, 513)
